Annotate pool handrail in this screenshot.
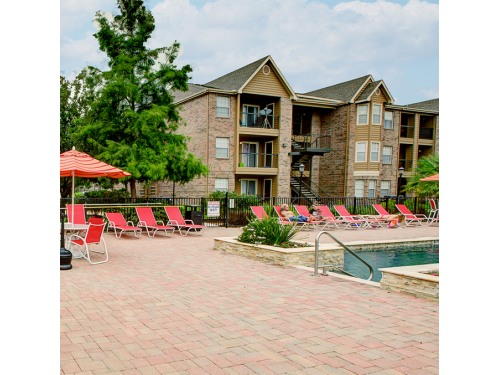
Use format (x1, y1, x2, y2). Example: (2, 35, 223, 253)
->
(314, 231, 374, 281)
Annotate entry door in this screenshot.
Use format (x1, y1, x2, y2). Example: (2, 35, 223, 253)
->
(241, 180, 257, 196)
(242, 105, 259, 127)
(242, 143, 258, 167)
(265, 141, 273, 168)
(265, 103, 274, 128)
(263, 179, 272, 198)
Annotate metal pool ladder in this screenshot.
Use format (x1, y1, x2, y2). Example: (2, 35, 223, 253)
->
(314, 231, 374, 281)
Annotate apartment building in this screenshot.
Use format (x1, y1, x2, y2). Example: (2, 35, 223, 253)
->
(138, 55, 438, 199)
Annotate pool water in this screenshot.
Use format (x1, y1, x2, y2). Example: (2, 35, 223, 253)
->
(341, 245, 439, 282)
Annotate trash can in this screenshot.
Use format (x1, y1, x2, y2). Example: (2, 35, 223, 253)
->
(185, 205, 203, 225)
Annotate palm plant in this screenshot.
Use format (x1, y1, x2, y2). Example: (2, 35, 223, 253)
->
(403, 154, 439, 197)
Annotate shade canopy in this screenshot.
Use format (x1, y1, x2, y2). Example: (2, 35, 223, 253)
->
(419, 173, 439, 181)
(60, 149, 131, 178)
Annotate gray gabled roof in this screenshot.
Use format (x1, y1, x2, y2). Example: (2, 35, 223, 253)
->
(203, 56, 269, 91)
(356, 80, 382, 101)
(303, 75, 371, 102)
(170, 83, 206, 102)
(405, 98, 439, 112)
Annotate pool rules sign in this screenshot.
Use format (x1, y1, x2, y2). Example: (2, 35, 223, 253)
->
(207, 201, 220, 217)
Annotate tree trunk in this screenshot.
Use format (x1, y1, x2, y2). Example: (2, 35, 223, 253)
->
(130, 177, 137, 198)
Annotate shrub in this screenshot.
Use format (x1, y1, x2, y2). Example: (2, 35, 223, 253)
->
(237, 217, 306, 248)
(84, 188, 130, 198)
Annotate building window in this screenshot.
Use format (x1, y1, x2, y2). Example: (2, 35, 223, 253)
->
(357, 104, 368, 125)
(380, 181, 390, 197)
(368, 180, 376, 197)
(370, 142, 380, 162)
(216, 96, 230, 118)
(354, 180, 364, 197)
(382, 146, 392, 164)
(215, 137, 229, 158)
(384, 111, 393, 129)
(355, 142, 367, 162)
(215, 178, 229, 192)
(241, 179, 257, 195)
(372, 104, 382, 125)
(241, 105, 259, 127)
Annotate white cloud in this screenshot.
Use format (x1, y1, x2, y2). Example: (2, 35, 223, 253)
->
(421, 88, 439, 99)
(60, 0, 438, 102)
(61, 0, 117, 31)
(61, 31, 109, 73)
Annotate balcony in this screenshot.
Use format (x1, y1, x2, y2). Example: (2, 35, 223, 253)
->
(398, 159, 413, 171)
(236, 152, 279, 175)
(291, 134, 331, 153)
(419, 127, 434, 140)
(400, 125, 415, 139)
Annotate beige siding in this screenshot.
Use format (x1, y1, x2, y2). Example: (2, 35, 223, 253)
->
(243, 64, 289, 98)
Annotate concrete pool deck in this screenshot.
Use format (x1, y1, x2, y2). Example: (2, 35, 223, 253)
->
(61, 226, 439, 374)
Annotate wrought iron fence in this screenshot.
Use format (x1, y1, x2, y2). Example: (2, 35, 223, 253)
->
(61, 195, 435, 228)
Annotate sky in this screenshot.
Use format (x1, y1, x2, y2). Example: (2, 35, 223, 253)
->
(60, 0, 439, 105)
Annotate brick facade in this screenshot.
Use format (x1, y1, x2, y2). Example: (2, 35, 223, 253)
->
(278, 98, 293, 197)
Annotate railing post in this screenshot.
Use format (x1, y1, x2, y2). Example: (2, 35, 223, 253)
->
(201, 197, 205, 225)
(353, 196, 357, 216)
(385, 195, 390, 213)
(225, 191, 229, 228)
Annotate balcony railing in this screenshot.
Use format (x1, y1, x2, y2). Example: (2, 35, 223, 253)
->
(238, 152, 278, 169)
(419, 127, 434, 140)
(400, 125, 414, 138)
(239, 112, 280, 129)
(398, 159, 413, 170)
(291, 134, 331, 151)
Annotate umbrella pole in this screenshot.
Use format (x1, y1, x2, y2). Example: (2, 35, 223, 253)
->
(72, 171, 75, 224)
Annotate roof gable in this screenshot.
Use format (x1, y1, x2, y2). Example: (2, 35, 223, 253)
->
(355, 80, 394, 104)
(203, 56, 269, 91)
(304, 75, 372, 102)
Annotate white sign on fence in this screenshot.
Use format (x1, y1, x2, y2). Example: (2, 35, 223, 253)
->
(229, 199, 235, 209)
(207, 201, 220, 217)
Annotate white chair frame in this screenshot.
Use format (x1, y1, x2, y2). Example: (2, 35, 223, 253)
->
(167, 219, 206, 237)
(137, 220, 173, 237)
(106, 220, 142, 239)
(69, 223, 108, 265)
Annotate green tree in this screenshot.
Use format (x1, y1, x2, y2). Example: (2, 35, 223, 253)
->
(76, 0, 208, 197)
(60, 74, 94, 198)
(403, 153, 439, 197)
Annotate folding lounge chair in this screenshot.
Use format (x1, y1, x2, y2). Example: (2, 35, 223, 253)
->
(105, 212, 142, 239)
(164, 207, 206, 236)
(395, 204, 428, 226)
(66, 204, 86, 224)
(333, 205, 372, 229)
(135, 207, 175, 237)
(428, 199, 439, 225)
(273, 206, 306, 229)
(68, 217, 108, 265)
(250, 206, 268, 221)
(294, 205, 328, 230)
(335, 205, 386, 229)
(318, 206, 348, 230)
(372, 204, 401, 227)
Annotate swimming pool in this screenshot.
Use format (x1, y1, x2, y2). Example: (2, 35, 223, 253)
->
(342, 245, 439, 282)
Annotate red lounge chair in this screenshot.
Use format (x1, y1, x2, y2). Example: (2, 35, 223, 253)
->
(318, 205, 348, 230)
(395, 204, 428, 226)
(333, 205, 372, 229)
(273, 206, 305, 229)
(250, 206, 268, 220)
(428, 199, 439, 225)
(372, 204, 401, 227)
(136, 207, 175, 237)
(294, 205, 329, 230)
(105, 212, 142, 239)
(67, 204, 86, 224)
(164, 207, 206, 236)
(68, 217, 108, 265)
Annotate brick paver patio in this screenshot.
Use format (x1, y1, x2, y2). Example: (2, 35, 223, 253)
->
(61, 226, 439, 375)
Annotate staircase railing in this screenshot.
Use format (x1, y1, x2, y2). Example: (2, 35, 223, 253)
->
(290, 174, 331, 202)
(291, 134, 331, 151)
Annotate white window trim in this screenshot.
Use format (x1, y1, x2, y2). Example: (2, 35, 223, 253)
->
(356, 104, 369, 125)
(215, 137, 230, 159)
(372, 104, 382, 125)
(215, 178, 229, 192)
(370, 142, 380, 162)
(380, 181, 391, 196)
(355, 142, 367, 163)
(216, 96, 230, 118)
(382, 146, 392, 165)
(354, 180, 364, 197)
(368, 180, 376, 198)
(241, 179, 258, 195)
(384, 111, 394, 129)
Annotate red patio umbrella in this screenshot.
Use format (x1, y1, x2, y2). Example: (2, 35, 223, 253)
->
(60, 147, 131, 223)
(419, 173, 439, 181)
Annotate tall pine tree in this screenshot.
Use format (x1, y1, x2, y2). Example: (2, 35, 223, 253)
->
(77, 0, 208, 197)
